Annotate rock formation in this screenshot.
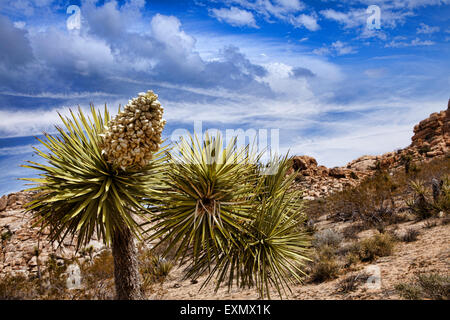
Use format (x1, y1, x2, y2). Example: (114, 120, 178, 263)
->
(291, 101, 449, 199)
(0, 192, 106, 277)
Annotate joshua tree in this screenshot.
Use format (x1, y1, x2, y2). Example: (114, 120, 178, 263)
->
(22, 91, 166, 299)
(147, 134, 311, 298)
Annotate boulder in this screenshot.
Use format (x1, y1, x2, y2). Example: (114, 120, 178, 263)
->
(0, 195, 7, 211)
(291, 155, 317, 171)
(329, 168, 346, 179)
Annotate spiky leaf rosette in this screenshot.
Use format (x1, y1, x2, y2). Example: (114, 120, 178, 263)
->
(185, 156, 311, 299)
(146, 133, 259, 265)
(21, 105, 166, 249)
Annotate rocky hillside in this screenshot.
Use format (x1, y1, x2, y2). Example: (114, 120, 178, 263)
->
(292, 101, 450, 199)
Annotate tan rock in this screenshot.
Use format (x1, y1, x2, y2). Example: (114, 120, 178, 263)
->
(0, 195, 7, 211)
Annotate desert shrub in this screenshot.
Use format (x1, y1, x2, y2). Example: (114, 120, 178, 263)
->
(344, 251, 361, 268)
(304, 219, 317, 234)
(309, 246, 340, 283)
(396, 272, 449, 300)
(307, 157, 450, 228)
(400, 228, 420, 242)
(395, 283, 423, 300)
(416, 273, 450, 300)
(0, 255, 76, 300)
(314, 171, 402, 227)
(335, 272, 370, 294)
(139, 248, 173, 287)
(351, 233, 395, 262)
(342, 223, 364, 240)
(1, 228, 12, 242)
(79, 250, 115, 300)
(0, 274, 39, 300)
(312, 229, 343, 248)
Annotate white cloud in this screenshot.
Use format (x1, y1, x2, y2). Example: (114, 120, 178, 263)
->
(292, 14, 320, 31)
(273, 0, 304, 10)
(13, 21, 26, 29)
(210, 7, 258, 28)
(0, 145, 35, 156)
(416, 22, 440, 34)
(385, 37, 436, 47)
(216, 0, 313, 28)
(31, 28, 115, 76)
(320, 8, 367, 29)
(150, 14, 197, 52)
(313, 41, 357, 56)
(0, 105, 96, 138)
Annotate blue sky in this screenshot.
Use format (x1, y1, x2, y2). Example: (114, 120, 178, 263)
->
(0, 0, 449, 195)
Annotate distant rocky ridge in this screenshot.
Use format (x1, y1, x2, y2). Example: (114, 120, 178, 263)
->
(291, 101, 450, 199)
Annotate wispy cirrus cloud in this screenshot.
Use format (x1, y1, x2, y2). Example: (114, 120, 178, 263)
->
(416, 22, 440, 34)
(385, 37, 435, 47)
(313, 41, 358, 56)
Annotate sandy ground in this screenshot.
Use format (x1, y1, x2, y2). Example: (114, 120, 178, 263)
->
(148, 218, 450, 300)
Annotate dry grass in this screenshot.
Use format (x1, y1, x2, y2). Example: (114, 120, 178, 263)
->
(349, 233, 396, 263)
(395, 272, 450, 300)
(308, 245, 341, 283)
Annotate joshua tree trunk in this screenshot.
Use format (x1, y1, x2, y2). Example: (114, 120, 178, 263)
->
(112, 226, 144, 300)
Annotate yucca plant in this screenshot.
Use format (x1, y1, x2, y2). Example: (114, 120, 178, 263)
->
(148, 136, 311, 298)
(407, 179, 434, 219)
(147, 133, 258, 264)
(21, 91, 167, 300)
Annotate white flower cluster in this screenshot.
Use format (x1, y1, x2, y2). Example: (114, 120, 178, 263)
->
(101, 90, 166, 169)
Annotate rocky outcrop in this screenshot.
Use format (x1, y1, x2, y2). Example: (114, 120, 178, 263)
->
(289, 155, 369, 199)
(0, 191, 107, 277)
(291, 101, 450, 200)
(411, 103, 449, 158)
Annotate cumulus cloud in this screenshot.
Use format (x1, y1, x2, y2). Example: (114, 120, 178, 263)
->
(0, 15, 34, 68)
(292, 14, 320, 31)
(210, 7, 258, 28)
(0, 2, 272, 101)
